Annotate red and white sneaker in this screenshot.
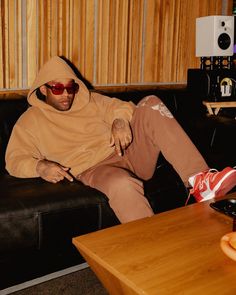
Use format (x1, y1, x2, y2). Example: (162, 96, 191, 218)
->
(188, 167, 236, 202)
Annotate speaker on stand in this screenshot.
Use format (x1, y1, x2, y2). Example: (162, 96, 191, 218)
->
(196, 15, 234, 70)
(188, 15, 235, 103)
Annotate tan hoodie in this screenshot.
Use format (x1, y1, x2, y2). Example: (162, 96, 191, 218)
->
(5, 56, 135, 178)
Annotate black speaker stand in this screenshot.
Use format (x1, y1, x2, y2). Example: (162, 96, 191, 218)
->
(200, 56, 233, 70)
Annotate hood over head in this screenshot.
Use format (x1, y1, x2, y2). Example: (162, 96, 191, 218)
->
(27, 56, 90, 112)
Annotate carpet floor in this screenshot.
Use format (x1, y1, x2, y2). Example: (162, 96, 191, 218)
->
(10, 268, 108, 295)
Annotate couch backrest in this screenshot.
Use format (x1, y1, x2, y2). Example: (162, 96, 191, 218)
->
(0, 99, 28, 174)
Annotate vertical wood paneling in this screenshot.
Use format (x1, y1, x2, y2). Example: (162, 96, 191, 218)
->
(51, 0, 58, 56)
(84, 0, 95, 82)
(62, 0, 70, 57)
(0, 0, 233, 90)
(208, 0, 223, 14)
(143, 0, 181, 83)
(177, 0, 204, 82)
(71, 0, 81, 65)
(69, 0, 73, 59)
(227, 0, 233, 14)
(114, 0, 129, 83)
(71, 0, 94, 81)
(127, 0, 144, 83)
(3, 0, 9, 88)
(97, 0, 110, 84)
(26, 0, 37, 86)
(16, 0, 23, 88)
(8, 0, 16, 88)
(142, 0, 159, 83)
(0, 2, 4, 88)
(96, 0, 129, 84)
(1, 0, 23, 88)
(38, 0, 49, 67)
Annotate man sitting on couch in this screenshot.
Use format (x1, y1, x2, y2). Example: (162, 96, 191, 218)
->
(5, 56, 236, 223)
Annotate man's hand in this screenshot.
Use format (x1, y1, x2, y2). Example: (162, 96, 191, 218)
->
(110, 118, 132, 156)
(36, 159, 74, 183)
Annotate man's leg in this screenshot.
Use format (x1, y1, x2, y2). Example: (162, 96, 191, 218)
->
(125, 95, 236, 202)
(78, 154, 154, 223)
(125, 95, 208, 184)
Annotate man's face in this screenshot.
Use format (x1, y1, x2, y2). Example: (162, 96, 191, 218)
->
(40, 78, 78, 111)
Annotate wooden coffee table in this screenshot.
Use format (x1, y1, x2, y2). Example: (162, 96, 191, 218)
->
(73, 194, 236, 294)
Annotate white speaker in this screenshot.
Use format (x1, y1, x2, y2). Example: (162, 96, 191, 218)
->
(196, 15, 234, 57)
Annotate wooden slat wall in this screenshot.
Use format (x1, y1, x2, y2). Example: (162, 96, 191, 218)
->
(0, 2, 4, 88)
(16, 0, 23, 88)
(127, 0, 144, 84)
(143, 0, 182, 83)
(0, 0, 233, 90)
(27, 0, 37, 86)
(96, 0, 129, 84)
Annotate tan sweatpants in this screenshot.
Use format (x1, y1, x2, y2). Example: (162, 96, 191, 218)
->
(79, 96, 208, 223)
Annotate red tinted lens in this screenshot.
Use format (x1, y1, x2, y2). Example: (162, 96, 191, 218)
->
(50, 83, 79, 95)
(50, 84, 65, 95)
(66, 83, 79, 94)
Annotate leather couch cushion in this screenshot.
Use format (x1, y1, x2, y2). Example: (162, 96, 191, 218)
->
(0, 174, 118, 253)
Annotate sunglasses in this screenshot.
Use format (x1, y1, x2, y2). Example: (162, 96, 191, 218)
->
(45, 83, 79, 95)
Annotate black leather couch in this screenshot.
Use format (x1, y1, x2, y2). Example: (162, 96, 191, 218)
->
(1, 87, 236, 290)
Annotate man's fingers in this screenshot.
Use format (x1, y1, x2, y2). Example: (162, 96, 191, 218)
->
(110, 132, 132, 155)
(120, 135, 132, 150)
(120, 140, 126, 150)
(126, 133, 132, 143)
(115, 139, 122, 156)
(37, 161, 74, 183)
(109, 135, 115, 147)
(58, 168, 74, 182)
